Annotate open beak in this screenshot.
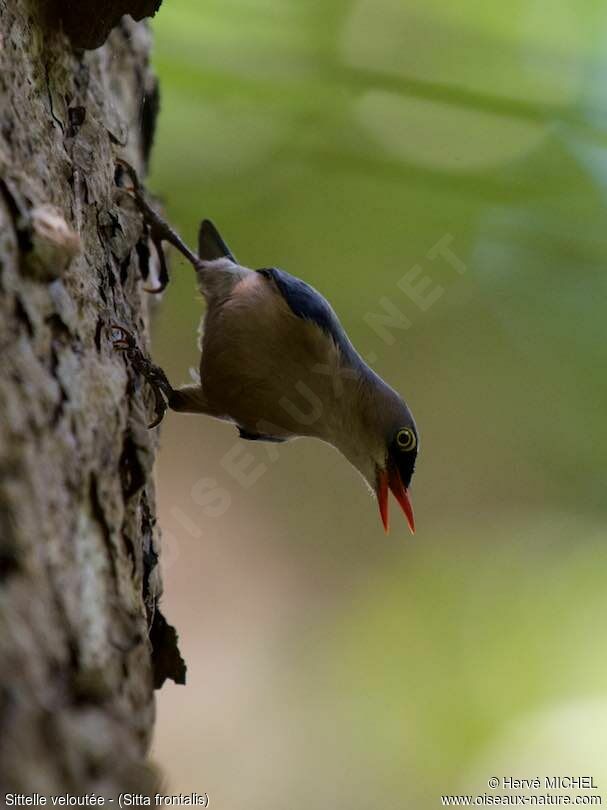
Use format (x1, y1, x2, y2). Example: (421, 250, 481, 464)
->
(376, 465, 415, 535)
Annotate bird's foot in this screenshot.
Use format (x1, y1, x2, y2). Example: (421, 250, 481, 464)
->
(110, 324, 172, 428)
(115, 159, 201, 293)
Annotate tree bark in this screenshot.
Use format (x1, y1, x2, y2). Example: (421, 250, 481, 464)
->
(0, 0, 183, 795)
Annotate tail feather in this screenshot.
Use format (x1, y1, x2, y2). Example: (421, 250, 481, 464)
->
(198, 219, 237, 262)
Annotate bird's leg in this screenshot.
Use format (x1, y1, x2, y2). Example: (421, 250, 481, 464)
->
(111, 324, 173, 428)
(115, 159, 202, 292)
(111, 325, 211, 425)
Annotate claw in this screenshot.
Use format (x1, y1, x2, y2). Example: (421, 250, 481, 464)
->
(148, 405, 166, 430)
(115, 161, 171, 293)
(114, 158, 200, 295)
(114, 159, 141, 194)
(110, 323, 136, 351)
(108, 323, 171, 429)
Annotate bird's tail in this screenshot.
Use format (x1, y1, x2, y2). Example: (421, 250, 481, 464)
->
(198, 219, 237, 263)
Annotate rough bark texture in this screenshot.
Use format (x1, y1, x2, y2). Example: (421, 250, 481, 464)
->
(0, 0, 183, 795)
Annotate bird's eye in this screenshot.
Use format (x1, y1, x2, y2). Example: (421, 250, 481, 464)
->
(396, 427, 416, 452)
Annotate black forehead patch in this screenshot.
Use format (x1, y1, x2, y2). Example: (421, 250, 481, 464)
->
(258, 266, 357, 361)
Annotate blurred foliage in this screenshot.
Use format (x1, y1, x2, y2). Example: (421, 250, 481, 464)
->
(149, 2, 607, 807)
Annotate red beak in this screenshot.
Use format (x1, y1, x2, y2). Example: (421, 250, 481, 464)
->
(376, 465, 415, 535)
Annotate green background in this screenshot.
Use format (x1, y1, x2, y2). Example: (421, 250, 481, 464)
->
(148, 1, 607, 805)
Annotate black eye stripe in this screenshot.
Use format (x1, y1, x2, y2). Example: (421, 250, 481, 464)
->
(396, 428, 416, 451)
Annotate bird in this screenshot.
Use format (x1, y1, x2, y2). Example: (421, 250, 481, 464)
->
(112, 162, 419, 534)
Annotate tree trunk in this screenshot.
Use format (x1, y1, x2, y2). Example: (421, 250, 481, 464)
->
(0, 0, 184, 795)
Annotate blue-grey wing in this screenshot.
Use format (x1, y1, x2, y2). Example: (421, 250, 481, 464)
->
(257, 266, 356, 361)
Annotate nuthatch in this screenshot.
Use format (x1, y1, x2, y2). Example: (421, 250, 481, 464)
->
(113, 163, 418, 533)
